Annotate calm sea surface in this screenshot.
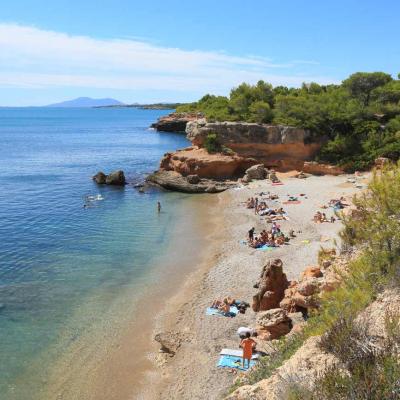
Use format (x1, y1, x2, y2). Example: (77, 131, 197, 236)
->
(0, 107, 192, 398)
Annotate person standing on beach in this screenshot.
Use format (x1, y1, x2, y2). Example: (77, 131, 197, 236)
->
(157, 201, 161, 213)
(248, 227, 255, 243)
(240, 332, 256, 369)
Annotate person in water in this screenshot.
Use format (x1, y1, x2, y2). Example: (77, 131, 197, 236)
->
(157, 201, 161, 213)
(240, 331, 256, 369)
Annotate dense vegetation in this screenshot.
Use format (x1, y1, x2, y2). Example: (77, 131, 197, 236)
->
(229, 164, 400, 398)
(177, 72, 400, 171)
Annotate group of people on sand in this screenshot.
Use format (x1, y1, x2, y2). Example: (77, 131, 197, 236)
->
(313, 211, 335, 224)
(248, 223, 287, 248)
(210, 297, 250, 316)
(246, 197, 285, 217)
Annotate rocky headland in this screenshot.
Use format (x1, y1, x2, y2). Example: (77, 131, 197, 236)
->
(150, 112, 203, 133)
(147, 114, 345, 192)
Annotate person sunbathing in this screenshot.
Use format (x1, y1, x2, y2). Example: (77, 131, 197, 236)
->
(219, 299, 232, 314)
(211, 297, 235, 309)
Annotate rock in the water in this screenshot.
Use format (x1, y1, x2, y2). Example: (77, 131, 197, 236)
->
(93, 170, 126, 185)
(92, 171, 107, 184)
(105, 170, 126, 185)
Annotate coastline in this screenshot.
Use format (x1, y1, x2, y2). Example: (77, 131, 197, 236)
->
(146, 172, 368, 400)
(35, 193, 221, 400)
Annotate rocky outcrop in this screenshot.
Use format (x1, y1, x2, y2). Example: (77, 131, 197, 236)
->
(242, 164, 268, 183)
(186, 120, 331, 172)
(151, 113, 204, 133)
(256, 308, 292, 340)
(92, 171, 107, 184)
(93, 170, 126, 185)
(252, 259, 289, 312)
(302, 161, 344, 175)
(159, 147, 256, 179)
(146, 170, 235, 193)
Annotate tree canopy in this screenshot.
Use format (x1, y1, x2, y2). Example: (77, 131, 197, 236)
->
(177, 72, 400, 171)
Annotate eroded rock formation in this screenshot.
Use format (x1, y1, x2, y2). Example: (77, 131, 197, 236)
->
(146, 170, 234, 193)
(159, 147, 256, 179)
(186, 120, 330, 172)
(151, 113, 204, 133)
(252, 259, 289, 312)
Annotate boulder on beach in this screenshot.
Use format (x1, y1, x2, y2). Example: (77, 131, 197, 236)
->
(242, 164, 268, 182)
(146, 170, 234, 193)
(252, 259, 289, 312)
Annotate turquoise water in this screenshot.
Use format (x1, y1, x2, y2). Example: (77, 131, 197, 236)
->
(0, 107, 192, 398)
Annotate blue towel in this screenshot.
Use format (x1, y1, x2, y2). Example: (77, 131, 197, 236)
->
(206, 306, 239, 317)
(218, 355, 257, 370)
(258, 245, 274, 251)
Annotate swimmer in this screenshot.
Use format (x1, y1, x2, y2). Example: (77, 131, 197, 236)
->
(157, 201, 161, 213)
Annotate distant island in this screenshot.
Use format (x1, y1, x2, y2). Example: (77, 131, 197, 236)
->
(46, 97, 124, 108)
(95, 102, 184, 110)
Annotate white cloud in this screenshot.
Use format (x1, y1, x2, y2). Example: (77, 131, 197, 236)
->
(0, 24, 336, 95)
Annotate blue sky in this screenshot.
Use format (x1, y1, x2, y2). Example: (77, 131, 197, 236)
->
(0, 0, 399, 106)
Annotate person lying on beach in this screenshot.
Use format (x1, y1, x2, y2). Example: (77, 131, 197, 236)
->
(240, 332, 257, 369)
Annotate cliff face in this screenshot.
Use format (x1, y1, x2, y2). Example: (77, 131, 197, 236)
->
(151, 113, 203, 133)
(159, 147, 256, 179)
(186, 120, 329, 171)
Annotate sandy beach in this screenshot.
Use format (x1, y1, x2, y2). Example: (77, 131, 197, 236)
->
(144, 172, 368, 400)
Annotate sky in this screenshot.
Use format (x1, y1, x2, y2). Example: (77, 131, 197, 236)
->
(0, 0, 399, 106)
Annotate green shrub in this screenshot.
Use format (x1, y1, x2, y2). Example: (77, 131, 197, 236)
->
(176, 72, 400, 166)
(203, 133, 221, 153)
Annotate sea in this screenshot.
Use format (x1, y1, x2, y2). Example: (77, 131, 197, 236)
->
(0, 107, 196, 399)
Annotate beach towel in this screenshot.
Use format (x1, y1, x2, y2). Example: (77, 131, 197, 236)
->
(301, 240, 311, 244)
(206, 306, 239, 317)
(239, 239, 247, 245)
(282, 201, 301, 205)
(272, 182, 284, 186)
(257, 244, 274, 251)
(220, 349, 260, 359)
(217, 355, 257, 371)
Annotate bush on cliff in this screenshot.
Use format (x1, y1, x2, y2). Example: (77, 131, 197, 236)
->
(203, 133, 221, 153)
(177, 72, 400, 170)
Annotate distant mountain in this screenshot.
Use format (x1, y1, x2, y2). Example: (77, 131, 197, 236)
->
(46, 97, 124, 108)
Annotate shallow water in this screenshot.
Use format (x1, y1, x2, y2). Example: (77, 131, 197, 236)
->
(0, 107, 192, 399)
